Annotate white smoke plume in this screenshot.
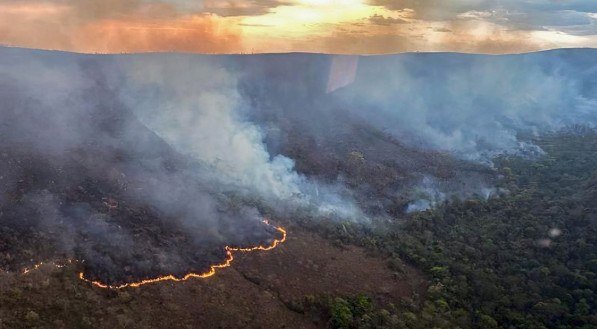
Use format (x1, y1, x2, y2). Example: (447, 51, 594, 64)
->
(114, 54, 364, 220)
(331, 51, 597, 162)
(0, 48, 367, 282)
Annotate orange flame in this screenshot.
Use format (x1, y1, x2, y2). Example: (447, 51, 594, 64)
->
(22, 259, 75, 275)
(17, 220, 286, 289)
(78, 220, 286, 289)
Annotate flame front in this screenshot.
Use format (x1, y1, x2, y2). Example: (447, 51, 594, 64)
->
(17, 220, 286, 289)
(78, 220, 287, 289)
(22, 259, 75, 275)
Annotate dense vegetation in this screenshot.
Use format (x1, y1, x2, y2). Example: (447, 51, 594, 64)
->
(302, 131, 597, 329)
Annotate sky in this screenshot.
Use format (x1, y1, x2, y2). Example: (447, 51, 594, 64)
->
(1, 0, 596, 54)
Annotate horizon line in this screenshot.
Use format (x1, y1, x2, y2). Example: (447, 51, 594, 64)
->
(1, 45, 596, 57)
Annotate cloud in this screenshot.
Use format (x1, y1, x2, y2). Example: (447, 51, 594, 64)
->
(201, 0, 290, 17)
(368, 14, 409, 26)
(433, 27, 452, 32)
(75, 15, 242, 53)
(278, 18, 543, 55)
(307, 32, 418, 54)
(0, 0, 595, 53)
(436, 19, 542, 53)
(0, 1, 242, 53)
(369, 0, 597, 35)
(368, 0, 492, 20)
(369, 0, 597, 19)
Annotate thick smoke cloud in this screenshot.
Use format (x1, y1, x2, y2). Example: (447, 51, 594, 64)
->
(220, 50, 595, 213)
(113, 54, 364, 219)
(1, 47, 595, 278)
(331, 50, 597, 162)
(0, 49, 268, 281)
(116, 55, 303, 201)
(0, 47, 365, 281)
(0, 49, 358, 286)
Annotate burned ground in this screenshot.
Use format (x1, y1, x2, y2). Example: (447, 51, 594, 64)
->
(0, 131, 278, 286)
(0, 223, 425, 329)
(0, 49, 437, 328)
(0, 55, 277, 286)
(0, 48, 490, 287)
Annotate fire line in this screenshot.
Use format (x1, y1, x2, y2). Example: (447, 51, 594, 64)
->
(21, 219, 287, 290)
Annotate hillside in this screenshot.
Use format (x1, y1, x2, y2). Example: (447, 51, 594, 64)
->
(0, 47, 595, 328)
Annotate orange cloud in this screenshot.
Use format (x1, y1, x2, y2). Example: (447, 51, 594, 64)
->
(0, 0, 594, 54)
(73, 15, 242, 53)
(433, 19, 542, 54)
(0, 1, 242, 54)
(202, 0, 290, 17)
(0, 2, 73, 50)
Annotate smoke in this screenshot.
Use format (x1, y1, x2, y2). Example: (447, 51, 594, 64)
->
(331, 51, 597, 162)
(116, 55, 303, 201)
(223, 51, 595, 216)
(0, 0, 242, 54)
(404, 175, 502, 213)
(405, 176, 446, 213)
(0, 47, 364, 282)
(1, 47, 595, 279)
(0, 51, 228, 281)
(113, 54, 364, 220)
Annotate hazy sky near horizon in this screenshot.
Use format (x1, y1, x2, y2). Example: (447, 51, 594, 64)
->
(1, 0, 596, 54)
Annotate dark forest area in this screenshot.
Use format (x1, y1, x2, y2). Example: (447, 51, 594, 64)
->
(299, 130, 597, 329)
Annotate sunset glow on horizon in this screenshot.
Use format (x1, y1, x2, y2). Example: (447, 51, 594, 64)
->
(0, 0, 595, 54)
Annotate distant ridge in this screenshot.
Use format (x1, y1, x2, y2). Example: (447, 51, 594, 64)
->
(0, 44, 595, 57)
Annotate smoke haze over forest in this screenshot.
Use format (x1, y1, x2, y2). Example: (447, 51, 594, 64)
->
(0, 46, 595, 284)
